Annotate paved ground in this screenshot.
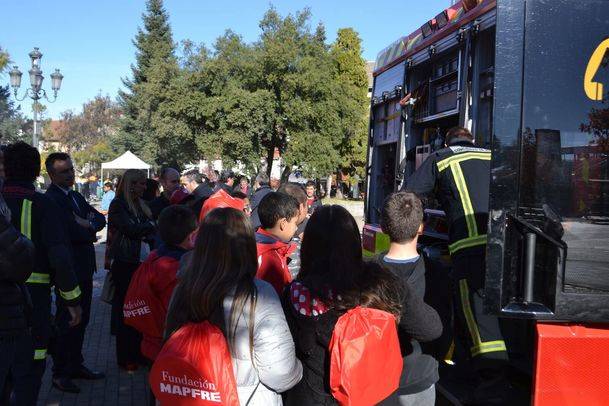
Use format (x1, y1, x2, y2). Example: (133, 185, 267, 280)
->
(37, 240, 151, 406)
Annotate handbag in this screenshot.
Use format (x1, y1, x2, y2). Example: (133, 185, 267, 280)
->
(101, 271, 115, 305)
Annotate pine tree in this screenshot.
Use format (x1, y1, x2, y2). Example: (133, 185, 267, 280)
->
(117, 0, 194, 166)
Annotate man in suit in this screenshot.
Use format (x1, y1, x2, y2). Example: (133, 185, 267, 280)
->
(181, 169, 213, 215)
(149, 167, 180, 220)
(45, 153, 106, 393)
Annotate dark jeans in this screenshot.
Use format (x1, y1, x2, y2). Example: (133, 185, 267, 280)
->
(110, 260, 142, 366)
(52, 278, 93, 378)
(145, 359, 156, 406)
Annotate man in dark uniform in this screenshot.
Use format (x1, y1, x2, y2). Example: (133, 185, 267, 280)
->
(404, 127, 508, 404)
(1, 142, 82, 405)
(45, 153, 106, 392)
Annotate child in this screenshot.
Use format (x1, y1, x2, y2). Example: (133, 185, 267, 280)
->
(379, 191, 442, 406)
(141, 205, 197, 362)
(255, 192, 300, 295)
(380, 191, 426, 297)
(165, 208, 302, 404)
(231, 190, 251, 216)
(280, 205, 405, 405)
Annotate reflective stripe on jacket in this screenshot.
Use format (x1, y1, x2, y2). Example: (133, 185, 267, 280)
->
(3, 182, 81, 305)
(405, 139, 491, 255)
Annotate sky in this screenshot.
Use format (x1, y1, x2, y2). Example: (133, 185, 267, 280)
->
(2, 0, 450, 120)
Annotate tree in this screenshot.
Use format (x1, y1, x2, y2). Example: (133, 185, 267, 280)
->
(0, 48, 29, 143)
(178, 31, 270, 173)
(330, 28, 369, 178)
(252, 8, 345, 179)
(113, 5, 369, 178)
(72, 141, 115, 174)
(0, 46, 9, 72)
(117, 0, 195, 167)
(47, 94, 121, 152)
(0, 85, 29, 143)
(171, 9, 369, 180)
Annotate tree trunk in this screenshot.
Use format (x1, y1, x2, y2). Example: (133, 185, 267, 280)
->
(265, 147, 274, 179)
(325, 175, 333, 199)
(280, 165, 291, 185)
(335, 169, 343, 200)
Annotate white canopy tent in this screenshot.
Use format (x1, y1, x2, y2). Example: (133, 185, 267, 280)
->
(100, 151, 151, 181)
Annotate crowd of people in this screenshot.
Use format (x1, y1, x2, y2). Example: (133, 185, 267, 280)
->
(0, 139, 449, 406)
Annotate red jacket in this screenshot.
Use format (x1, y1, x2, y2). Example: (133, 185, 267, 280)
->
(140, 246, 186, 360)
(255, 229, 295, 295)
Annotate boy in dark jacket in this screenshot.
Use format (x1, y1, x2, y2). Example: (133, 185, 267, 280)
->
(255, 192, 300, 295)
(140, 205, 196, 361)
(379, 191, 442, 406)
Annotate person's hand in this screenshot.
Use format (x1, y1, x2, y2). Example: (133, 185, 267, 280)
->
(74, 214, 92, 229)
(67, 305, 82, 327)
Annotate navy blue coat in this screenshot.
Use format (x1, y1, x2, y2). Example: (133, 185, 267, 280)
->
(46, 184, 106, 281)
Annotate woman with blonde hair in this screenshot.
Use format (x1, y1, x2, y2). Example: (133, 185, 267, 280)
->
(108, 169, 156, 370)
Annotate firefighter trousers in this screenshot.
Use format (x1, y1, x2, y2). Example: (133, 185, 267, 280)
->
(452, 253, 508, 371)
(11, 284, 51, 405)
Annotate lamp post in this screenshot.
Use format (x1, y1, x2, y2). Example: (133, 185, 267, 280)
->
(8, 47, 64, 149)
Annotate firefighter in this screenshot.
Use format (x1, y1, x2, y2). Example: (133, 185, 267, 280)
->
(1, 142, 82, 405)
(403, 127, 509, 404)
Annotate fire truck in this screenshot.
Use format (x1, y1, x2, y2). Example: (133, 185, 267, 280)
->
(363, 0, 609, 404)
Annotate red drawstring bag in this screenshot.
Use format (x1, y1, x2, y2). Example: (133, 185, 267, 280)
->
(123, 252, 164, 338)
(150, 322, 240, 406)
(328, 307, 403, 406)
(199, 189, 245, 221)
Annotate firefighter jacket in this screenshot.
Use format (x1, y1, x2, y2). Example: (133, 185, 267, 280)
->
(2, 181, 82, 305)
(404, 138, 491, 256)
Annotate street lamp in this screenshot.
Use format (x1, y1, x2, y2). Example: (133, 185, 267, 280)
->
(8, 47, 64, 148)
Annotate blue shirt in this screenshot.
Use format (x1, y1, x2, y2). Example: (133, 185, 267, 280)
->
(101, 190, 115, 212)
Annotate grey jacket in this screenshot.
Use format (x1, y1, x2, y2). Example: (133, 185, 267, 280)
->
(224, 278, 302, 405)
